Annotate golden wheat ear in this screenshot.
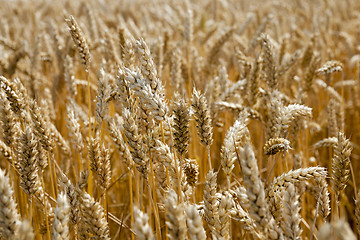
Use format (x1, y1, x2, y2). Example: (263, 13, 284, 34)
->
(133, 206, 155, 240)
(52, 192, 70, 240)
(0, 169, 21, 238)
(65, 15, 91, 71)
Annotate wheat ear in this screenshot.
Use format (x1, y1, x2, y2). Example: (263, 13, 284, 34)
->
(0, 169, 20, 238)
(52, 192, 70, 240)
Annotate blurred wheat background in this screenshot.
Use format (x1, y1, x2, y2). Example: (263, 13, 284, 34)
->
(0, 0, 360, 239)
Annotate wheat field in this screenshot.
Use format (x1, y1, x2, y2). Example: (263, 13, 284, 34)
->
(0, 0, 360, 239)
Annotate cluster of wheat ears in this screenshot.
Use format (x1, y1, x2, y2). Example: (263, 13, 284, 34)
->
(1, 0, 360, 239)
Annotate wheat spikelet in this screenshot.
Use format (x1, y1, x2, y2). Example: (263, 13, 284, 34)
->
(88, 136, 101, 173)
(215, 102, 261, 120)
(103, 31, 120, 65)
(77, 170, 89, 190)
(267, 167, 327, 193)
(118, 27, 126, 56)
(88, 137, 111, 189)
(183, 159, 199, 187)
(237, 51, 252, 80)
(35, 183, 55, 232)
(220, 77, 246, 102)
(230, 188, 258, 234)
(230, 195, 255, 231)
(239, 144, 268, 227)
(215, 101, 245, 112)
(98, 145, 111, 190)
(155, 164, 168, 196)
(116, 67, 136, 110)
(231, 185, 250, 211)
(278, 35, 288, 65)
(184, 9, 193, 43)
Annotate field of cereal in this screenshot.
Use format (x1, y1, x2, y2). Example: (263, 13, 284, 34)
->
(0, 0, 360, 239)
